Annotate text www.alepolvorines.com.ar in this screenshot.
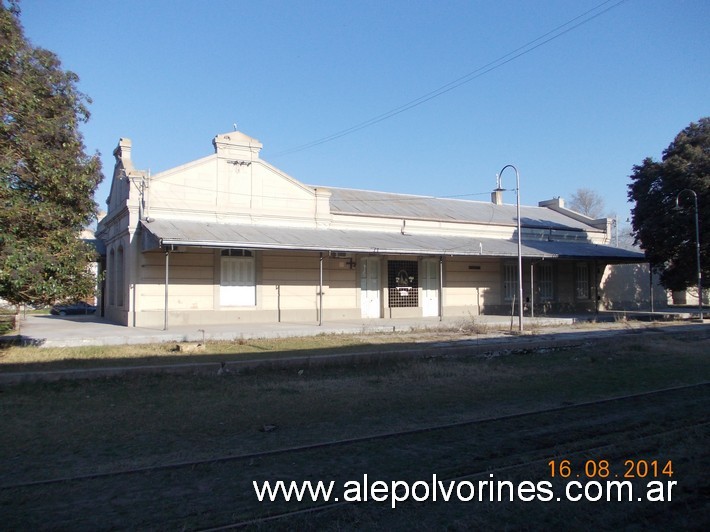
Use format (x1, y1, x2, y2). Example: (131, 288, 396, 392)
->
(254, 474, 677, 508)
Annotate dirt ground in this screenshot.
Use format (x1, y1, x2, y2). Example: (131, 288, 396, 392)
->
(0, 327, 708, 530)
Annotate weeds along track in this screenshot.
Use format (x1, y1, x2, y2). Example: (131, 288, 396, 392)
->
(2, 382, 708, 530)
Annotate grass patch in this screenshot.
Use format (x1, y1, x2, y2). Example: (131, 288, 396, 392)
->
(0, 318, 681, 372)
(0, 334, 389, 371)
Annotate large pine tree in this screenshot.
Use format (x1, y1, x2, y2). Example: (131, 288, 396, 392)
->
(0, 1, 103, 306)
(628, 117, 710, 291)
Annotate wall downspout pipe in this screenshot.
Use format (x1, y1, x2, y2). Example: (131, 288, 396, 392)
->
(530, 262, 534, 320)
(319, 252, 323, 326)
(164, 247, 170, 331)
(439, 256, 444, 322)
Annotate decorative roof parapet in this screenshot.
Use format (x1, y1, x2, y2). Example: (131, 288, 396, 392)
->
(213, 131, 263, 161)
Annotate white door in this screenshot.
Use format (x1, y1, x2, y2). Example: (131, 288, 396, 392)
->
(422, 259, 440, 317)
(360, 258, 380, 318)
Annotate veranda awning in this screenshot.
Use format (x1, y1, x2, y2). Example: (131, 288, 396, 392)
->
(141, 219, 645, 263)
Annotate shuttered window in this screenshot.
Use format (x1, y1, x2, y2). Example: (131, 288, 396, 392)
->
(116, 246, 125, 307)
(220, 253, 255, 307)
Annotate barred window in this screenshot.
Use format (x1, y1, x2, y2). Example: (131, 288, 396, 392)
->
(576, 262, 590, 299)
(537, 262, 553, 301)
(387, 260, 418, 307)
(503, 263, 518, 301)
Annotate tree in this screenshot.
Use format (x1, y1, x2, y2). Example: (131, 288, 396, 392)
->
(568, 188, 605, 218)
(0, 1, 103, 306)
(628, 117, 710, 291)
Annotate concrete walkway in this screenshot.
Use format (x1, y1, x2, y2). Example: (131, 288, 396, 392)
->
(4, 309, 697, 348)
(10, 313, 582, 348)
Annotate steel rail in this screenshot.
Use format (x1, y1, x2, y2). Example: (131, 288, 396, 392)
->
(199, 419, 710, 531)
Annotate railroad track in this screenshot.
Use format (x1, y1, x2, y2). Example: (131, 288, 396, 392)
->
(2, 381, 708, 491)
(2, 382, 708, 530)
(202, 420, 710, 531)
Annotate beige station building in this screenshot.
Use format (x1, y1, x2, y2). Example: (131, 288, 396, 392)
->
(96, 129, 644, 329)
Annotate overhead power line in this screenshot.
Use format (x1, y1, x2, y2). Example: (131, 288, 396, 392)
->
(272, 0, 629, 158)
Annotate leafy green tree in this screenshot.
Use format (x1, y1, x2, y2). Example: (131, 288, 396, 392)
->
(628, 117, 710, 291)
(0, 1, 102, 306)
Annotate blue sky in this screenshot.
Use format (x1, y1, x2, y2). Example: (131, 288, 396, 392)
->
(18, 0, 710, 223)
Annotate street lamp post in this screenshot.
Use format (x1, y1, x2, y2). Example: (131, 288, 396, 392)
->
(676, 189, 703, 321)
(495, 165, 524, 332)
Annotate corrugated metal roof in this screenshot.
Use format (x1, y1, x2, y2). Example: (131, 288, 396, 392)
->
(142, 219, 645, 262)
(320, 187, 601, 232)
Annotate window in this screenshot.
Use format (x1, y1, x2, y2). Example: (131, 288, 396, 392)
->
(116, 246, 125, 307)
(576, 262, 590, 299)
(537, 263, 553, 301)
(503, 263, 518, 301)
(221, 249, 253, 257)
(108, 249, 115, 306)
(220, 251, 255, 306)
